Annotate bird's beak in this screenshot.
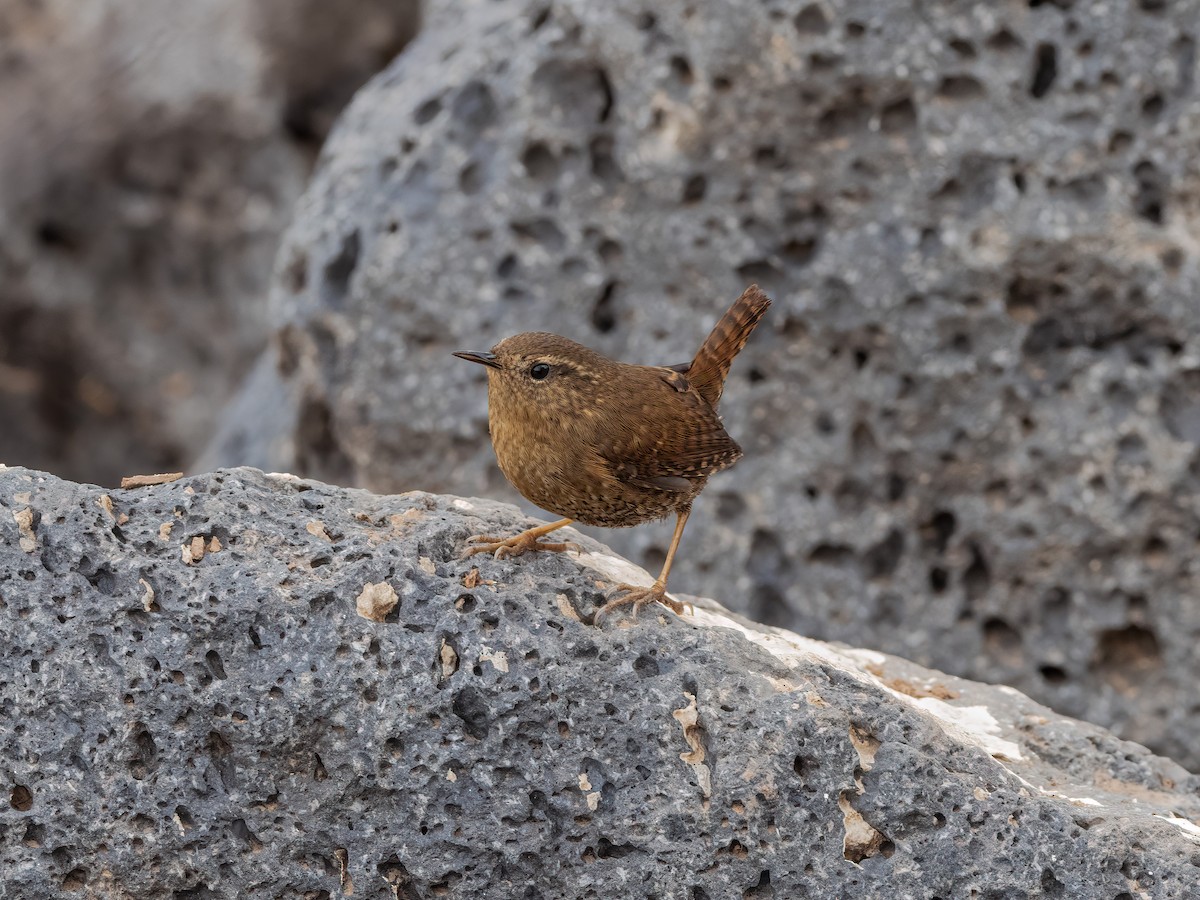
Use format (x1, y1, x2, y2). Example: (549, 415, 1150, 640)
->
(453, 350, 502, 370)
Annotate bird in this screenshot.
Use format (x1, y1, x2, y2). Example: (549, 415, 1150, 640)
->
(453, 284, 771, 622)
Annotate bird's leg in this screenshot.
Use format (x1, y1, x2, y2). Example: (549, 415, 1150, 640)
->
(464, 517, 581, 559)
(595, 506, 691, 623)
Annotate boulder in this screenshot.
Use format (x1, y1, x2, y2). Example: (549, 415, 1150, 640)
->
(207, 0, 1200, 771)
(1, 465, 1198, 897)
(0, 0, 418, 485)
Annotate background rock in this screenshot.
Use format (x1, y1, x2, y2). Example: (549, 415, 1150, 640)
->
(1, 465, 1198, 898)
(0, 0, 418, 485)
(205, 0, 1200, 772)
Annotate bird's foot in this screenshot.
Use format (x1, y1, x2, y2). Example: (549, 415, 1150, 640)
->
(593, 581, 685, 624)
(463, 530, 582, 560)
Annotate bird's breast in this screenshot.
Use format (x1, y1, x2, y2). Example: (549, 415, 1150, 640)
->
(485, 390, 692, 526)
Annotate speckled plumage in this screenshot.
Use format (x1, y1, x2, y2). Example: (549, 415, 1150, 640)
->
(481, 286, 769, 527)
(485, 335, 736, 527)
(455, 284, 771, 619)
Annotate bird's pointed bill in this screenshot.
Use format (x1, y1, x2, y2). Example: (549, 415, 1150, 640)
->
(453, 350, 502, 369)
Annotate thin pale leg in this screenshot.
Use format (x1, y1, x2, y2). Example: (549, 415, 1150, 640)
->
(464, 517, 581, 559)
(594, 507, 691, 623)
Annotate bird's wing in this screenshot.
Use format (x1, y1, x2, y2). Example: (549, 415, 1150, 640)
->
(600, 367, 743, 490)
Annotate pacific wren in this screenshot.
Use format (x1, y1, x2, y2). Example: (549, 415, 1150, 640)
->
(453, 284, 771, 621)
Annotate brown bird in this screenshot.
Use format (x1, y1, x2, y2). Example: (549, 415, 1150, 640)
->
(453, 284, 771, 622)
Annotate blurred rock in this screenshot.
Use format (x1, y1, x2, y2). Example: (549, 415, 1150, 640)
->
(210, 0, 1200, 769)
(0, 0, 418, 485)
(2, 464, 1198, 897)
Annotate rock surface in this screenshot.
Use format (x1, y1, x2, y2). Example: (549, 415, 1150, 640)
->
(0, 0, 417, 485)
(206, 0, 1200, 771)
(1, 465, 1198, 898)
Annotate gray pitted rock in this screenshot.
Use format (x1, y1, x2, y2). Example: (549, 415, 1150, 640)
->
(1, 465, 1199, 898)
(0, 0, 417, 485)
(205, 0, 1200, 771)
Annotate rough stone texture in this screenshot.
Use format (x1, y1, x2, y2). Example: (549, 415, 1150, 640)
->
(1, 465, 1199, 898)
(0, 0, 418, 485)
(205, 0, 1200, 771)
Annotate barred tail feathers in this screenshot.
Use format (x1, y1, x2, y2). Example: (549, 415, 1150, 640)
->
(686, 284, 772, 407)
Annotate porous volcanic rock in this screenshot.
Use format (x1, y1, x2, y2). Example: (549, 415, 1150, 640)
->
(1, 465, 1198, 898)
(207, 0, 1200, 771)
(0, 0, 417, 485)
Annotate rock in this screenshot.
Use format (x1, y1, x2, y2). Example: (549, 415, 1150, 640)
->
(1, 465, 1198, 897)
(210, 0, 1200, 771)
(0, 0, 417, 486)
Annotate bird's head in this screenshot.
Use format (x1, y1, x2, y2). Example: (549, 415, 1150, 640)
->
(453, 332, 613, 417)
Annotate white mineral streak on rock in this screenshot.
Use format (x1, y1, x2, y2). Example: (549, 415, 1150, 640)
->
(1155, 814, 1200, 843)
(687, 607, 1024, 762)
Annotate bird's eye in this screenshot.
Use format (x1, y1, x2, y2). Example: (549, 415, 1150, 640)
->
(529, 363, 551, 380)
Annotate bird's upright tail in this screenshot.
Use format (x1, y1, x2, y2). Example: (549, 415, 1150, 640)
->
(687, 284, 772, 408)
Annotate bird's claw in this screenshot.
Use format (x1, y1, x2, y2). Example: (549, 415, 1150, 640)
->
(463, 532, 582, 560)
(593, 581, 685, 624)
